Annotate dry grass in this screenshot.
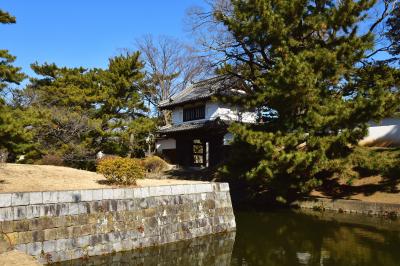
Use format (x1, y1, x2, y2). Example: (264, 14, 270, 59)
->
(0, 164, 205, 193)
(0, 250, 41, 266)
(311, 147, 400, 204)
(311, 175, 400, 204)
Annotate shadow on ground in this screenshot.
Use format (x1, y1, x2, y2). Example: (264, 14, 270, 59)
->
(154, 167, 217, 181)
(316, 147, 400, 200)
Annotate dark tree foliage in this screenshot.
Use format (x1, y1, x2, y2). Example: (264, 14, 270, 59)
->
(386, 1, 400, 57)
(202, 0, 400, 202)
(25, 53, 155, 168)
(0, 9, 29, 159)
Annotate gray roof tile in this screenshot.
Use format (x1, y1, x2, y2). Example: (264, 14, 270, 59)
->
(158, 76, 238, 109)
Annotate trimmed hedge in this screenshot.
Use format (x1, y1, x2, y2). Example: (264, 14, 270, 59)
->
(142, 156, 169, 173)
(97, 157, 145, 185)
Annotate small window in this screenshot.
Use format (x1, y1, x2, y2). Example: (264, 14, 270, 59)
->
(193, 139, 204, 165)
(183, 105, 205, 122)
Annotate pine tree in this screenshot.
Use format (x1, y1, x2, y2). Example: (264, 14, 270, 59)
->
(206, 0, 400, 202)
(0, 9, 28, 160)
(0, 9, 25, 100)
(386, 1, 400, 57)
(27, 52, 151, 167)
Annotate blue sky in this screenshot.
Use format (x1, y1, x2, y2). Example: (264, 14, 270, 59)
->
(1, 0, 203, 77)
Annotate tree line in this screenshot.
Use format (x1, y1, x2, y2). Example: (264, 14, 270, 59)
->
(0, 9, 206, 169)
(188, 0, 400, 202)
(1, 1, 400, 203)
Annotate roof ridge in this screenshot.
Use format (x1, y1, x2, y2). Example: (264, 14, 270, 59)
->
(192, 75, 227, 85)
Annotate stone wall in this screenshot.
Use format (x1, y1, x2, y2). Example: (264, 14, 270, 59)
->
(295, 197, 400, 217)
(0, 183, 236, 264)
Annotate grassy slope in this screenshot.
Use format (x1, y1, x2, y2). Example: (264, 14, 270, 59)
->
(312, 147, 400, 203)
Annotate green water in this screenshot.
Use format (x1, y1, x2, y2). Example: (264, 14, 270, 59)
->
(60, 210, 400, 266)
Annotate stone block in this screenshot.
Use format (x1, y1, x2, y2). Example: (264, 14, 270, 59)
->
(14, 243, 27, 253)
(18, 231, 34, 244)
(71, 192, 81, 203)
(58, 191, 73, 203)
(11, 192, 30, 206)
(43, 240, 57, 253)
(28, 219, 41, 231)
(117, 200, 127, 212)
(139, 187, 150, 198)
(92, 189, 103, 201)
(12, 220, 29, 232)
(43, 191, 59, 204)
(40, 204, 56, 217)
(121, 239, 133, 251)
(74, 235, 90, 248)
(199, 183, 214, 193)
(139, 198, 148, 209)
(41, 216, 57, 229)
(29, 192, 43, 205)
(113, 189, 125, 199)
(55, 227, 69, 239)
(55, 203, 69, 216)
(32, 230, 44, 242)
(0, 193, 11, 207)
(183, 184, 195, 194)
(112, 241, 122, 252)
(44, 228, 58, 240)
(70, 248, 85, 260)
(26, 205, 41, 219)
(149, 186, 167, 197)
(26, 242, 42, 256)
(55, 238, 68, 251)
(13, 206, 27, 220)
(108, 200, 117, 212)
(69, 203, 79, 215)
(1, 221, 13, 233)
(103, 189, 114, 200)
(124, 189, 134, 199)
(78, 202, 89, 214)
(161, 186, 172, 196)
(219, 183, 230, 192)
(171, 185, 185, 196)
(80, 190, 92, 202)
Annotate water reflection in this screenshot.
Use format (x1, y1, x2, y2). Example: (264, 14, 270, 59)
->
(57, 210, 400, 266)
(57, 231, 236, 266)
(231, 210, 400, 266)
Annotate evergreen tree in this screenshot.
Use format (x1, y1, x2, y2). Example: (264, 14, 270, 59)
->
(91, 52, 150, 155)
(386, 1, 400, 57)
(0, 9, 28, 160)
(200, 0, 400, 202)
(0, 9, 25, 96)
(27, 52, 152, 167)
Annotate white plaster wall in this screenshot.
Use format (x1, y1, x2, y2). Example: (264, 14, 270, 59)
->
(172, 107, 183, 125)
(206, 102, 219, 120)
(212, 103, 257, 123)
(156, 138, 176, 152)
(170, 101, 257, 125)
(360, 118, 400, 146)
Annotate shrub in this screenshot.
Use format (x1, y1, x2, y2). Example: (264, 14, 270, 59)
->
(142, 156, 169, 173)
(38, 154, 65, 166)
(97, 157, 145, 185)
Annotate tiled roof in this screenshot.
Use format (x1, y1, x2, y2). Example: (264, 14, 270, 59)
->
(158, 121, 207, 134)
(157, 118, 230, 134)
(158, 76, 238, 109)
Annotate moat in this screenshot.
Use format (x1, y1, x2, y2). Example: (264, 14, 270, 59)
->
(59, 209, 400, 266)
